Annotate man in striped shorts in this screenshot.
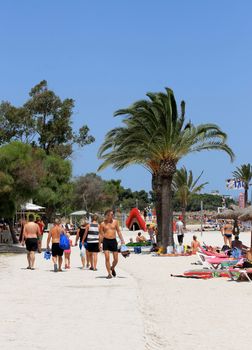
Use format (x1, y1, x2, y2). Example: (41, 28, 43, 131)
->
(82, 215, 100, 271)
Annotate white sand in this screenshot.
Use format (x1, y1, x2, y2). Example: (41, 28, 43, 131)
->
(1, 230, 252, 350)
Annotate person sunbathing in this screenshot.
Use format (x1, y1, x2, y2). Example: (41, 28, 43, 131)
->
(242, 250, 252, 268)
(136, 232, 147, 243)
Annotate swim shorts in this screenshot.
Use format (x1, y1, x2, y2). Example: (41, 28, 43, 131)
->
(87, 242, 99, 253)
(52, 243, 64, 257)
(25, 238, 38, 252)
(103, 238, 118, 252)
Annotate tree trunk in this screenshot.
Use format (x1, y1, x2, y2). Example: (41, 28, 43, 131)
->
(161, 175, 174, 252)
(152, 174, 162, 246)
(181, 207, 186, 229)
(244, 185, 248, 207)
(6, 219, 19, 244)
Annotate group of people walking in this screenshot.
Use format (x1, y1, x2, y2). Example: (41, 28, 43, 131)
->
(21, 209, 125, 279)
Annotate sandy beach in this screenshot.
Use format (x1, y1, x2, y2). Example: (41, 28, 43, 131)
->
(1, 229, 252, 350)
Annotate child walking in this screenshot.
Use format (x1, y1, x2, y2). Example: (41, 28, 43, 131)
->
(64, 232, 73, 269)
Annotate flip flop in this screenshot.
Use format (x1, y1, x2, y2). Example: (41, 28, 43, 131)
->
(111, 267, 116, 277)
(106, 275, 112, 279)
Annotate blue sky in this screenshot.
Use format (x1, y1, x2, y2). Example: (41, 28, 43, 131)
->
(1, 1, 252, 199)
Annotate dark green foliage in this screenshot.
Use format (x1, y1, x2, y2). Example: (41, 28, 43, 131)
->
(174, 193, 235, 211)
(0, 80, 94, 158)
(71, 173, 151, 213)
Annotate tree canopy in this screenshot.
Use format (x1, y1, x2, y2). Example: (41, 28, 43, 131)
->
(0, 80, 95, 158)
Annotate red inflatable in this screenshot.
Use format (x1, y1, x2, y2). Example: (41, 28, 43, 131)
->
(126, 208, 146, 231)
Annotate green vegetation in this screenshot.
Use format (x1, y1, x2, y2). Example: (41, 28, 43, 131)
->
(126, 241, 152, 247)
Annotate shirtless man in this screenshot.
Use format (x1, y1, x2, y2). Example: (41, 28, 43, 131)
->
(99, 209, 125, 279)
(36, 217, 45, 253)
(21, 214, 40, 270)
(47, 218, 64, 272)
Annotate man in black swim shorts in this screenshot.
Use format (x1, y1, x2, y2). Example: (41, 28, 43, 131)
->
(99, 209, 125, 279)
(21, 214, 40, 270)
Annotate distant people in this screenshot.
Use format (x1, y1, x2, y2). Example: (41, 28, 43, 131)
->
(64, 232, 73, 269)
(99, 209, 125, 279)
(191, 235, 201, 254)
(35, 217, 45, 253)
(82, 215, 100, 271)
(75, 219, 90, 269)
(221, 220, 233, 247)
(147, 209, 152, 221)
(143, 209, 147, 221)
(175, 216, 184, 246)
(136, 232, 147, 243)
(47, 218, 64, 272)
(147, 225, 155, 243)
(21, 214, 40, 270)
(232, 219, 240, 236)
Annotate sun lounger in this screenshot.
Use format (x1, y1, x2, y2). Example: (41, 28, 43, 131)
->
(196, 252, 239, 270)
(228, 268, 252, 282)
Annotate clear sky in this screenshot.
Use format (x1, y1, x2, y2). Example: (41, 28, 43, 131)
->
(1, 1, 252, 199)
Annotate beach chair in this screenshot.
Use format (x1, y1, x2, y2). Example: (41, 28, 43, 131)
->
(196, 252, 216, 269)
(228, 268, 252, 282)
(196, 252, 239, 270)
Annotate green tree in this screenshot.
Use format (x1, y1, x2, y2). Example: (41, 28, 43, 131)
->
(187, 193, 234, 211)
(232, 163, 252, 207)
(72, 173, 107, 213)
(34, 155, 73, 220)
(0, 80, 95, 158)
(98, 88, 234, 249)
(0, 142, 47, 242)
(173, 167, 208, 227)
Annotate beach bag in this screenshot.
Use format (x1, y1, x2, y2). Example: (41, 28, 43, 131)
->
(44, 250, 51, 260)
(134, 246, 141, 254)
(59, 233, 70, 250)
(121, 244, 130, 258)
(80, 244, 85, 257)
(231, 247, 241, 259)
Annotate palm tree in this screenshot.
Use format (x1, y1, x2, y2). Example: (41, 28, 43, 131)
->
(233, 163, 252, 207)
(98, 88, 234, 250)
(173, 167, 208, 228)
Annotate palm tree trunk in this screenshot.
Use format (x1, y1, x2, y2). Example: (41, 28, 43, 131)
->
(152, 174, 162, 245)
(244, 185, 248, 207)
(181, 207, 186, 229)
(161, 175, 174, 251)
